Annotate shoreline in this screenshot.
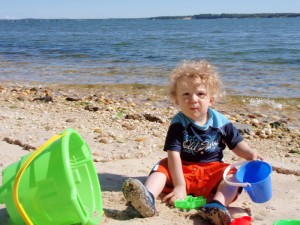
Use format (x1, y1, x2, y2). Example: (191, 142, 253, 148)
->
(1, 81, 299, 126)
(1, 80, 299, 101)
(0, 82, 299, 224)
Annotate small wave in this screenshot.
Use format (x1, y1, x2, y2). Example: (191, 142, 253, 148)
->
(249, 98, 283, 109)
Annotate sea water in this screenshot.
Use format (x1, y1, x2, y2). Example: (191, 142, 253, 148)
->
(0, 18, 299, 99)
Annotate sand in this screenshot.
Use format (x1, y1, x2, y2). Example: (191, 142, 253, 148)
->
(0, 83, 299, 225)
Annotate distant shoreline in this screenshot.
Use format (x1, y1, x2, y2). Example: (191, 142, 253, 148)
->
(148, 13, 300, 20)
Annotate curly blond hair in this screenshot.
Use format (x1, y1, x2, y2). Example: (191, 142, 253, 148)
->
(168, 60, 222, 100)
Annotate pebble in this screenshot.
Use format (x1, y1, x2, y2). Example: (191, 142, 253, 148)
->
(93, 157, 102, 162)
(99, 138, 110, 144)
(93, 150, 102, 156)
(251, 119, 260, 127)
(65, 118, 76, 123)
(94, 128, 103, 133)
(264, 128, 272, 135)
(259, 133, 268, 139)
(134, 137, 147, 142)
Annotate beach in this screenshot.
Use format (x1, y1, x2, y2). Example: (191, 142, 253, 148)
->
(0, 82, 299, 225)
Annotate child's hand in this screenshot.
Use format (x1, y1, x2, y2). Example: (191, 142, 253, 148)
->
(253, 152, 264, 161)
(162, 185, 187, 206)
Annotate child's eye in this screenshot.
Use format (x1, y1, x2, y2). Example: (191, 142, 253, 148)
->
(197, 92, 207, 98)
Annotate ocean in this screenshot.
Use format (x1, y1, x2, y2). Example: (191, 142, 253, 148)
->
(0, 18, 299, 99)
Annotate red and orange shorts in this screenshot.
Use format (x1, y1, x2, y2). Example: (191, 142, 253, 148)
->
(151, 158, 236, 199)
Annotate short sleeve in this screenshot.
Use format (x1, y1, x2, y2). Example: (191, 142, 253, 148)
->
(222, 123, 244, 149)
(163, 122, 185, 152)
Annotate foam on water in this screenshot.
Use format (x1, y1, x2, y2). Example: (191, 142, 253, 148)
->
(248, 98, 284, 109)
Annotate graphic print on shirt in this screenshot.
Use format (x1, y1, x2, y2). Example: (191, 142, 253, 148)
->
(182, 131, 222, 155)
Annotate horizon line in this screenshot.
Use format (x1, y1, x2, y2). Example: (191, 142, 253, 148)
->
(1, 12, 300, 20)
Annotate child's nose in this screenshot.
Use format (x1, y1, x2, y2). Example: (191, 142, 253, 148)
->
(190, 94, 198, 102)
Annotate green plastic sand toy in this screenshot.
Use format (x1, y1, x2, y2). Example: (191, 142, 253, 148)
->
(0, 128, 102, 225)
(174, 195, 206, 209)
(273, 220, 300, 225)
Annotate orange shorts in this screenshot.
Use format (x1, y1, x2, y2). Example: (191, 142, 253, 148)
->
(151, 158, 236, 199)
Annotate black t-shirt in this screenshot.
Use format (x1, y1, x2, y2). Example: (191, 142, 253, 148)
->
(163, 108, 244, 163)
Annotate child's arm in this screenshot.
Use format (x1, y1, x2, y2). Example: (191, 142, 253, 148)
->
(162, 150, 187, 205)
(232, 140, 264, 161)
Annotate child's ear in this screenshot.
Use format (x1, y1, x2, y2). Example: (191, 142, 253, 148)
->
(209, 97, 215, 105)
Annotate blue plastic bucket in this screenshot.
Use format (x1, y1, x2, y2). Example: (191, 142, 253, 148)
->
(223, 160, 272, 203)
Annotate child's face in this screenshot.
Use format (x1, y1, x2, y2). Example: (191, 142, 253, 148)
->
(174, 77, 214, 125)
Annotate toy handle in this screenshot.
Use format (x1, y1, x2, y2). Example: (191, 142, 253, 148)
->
(12, 131, 67, 225)
(0, 185, 4, 204)
(223, 161, 251, 188)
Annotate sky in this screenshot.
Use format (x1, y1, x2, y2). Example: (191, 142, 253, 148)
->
(1, 0, 300, 19)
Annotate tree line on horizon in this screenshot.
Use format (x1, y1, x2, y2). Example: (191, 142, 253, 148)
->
(149, 13, 300, 20)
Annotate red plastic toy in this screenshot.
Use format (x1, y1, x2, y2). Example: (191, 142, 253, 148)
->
(230, 216, 252, 225)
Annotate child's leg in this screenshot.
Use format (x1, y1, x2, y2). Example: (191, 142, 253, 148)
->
(213, 174, 240, 207)
(144, 171, 167, 198)
(198, 175, 239, 225)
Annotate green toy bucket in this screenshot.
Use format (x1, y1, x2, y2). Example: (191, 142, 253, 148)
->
(0, 128, 102, 225)
(273, 220, 300, 225)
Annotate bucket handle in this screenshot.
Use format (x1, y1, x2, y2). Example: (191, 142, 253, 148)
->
(223, 161, 251, 188)
(12, 131, 67, 225)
